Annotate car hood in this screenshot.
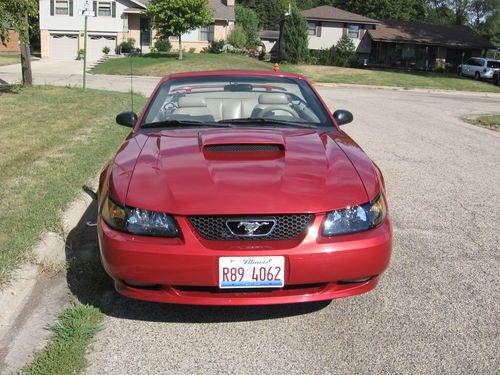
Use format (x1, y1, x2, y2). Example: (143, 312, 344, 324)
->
(109, 129, 373, 215)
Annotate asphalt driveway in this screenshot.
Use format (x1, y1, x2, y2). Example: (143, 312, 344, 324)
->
(72, 87, 499, 375)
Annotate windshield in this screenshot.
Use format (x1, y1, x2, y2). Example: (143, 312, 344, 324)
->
(141, 75, 334, 128)
(487, 60, 500, 69)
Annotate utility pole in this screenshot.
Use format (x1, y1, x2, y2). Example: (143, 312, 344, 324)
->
(79, 1, 94, 89)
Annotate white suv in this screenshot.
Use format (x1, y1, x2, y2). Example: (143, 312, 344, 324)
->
(458, 58, 500, 80)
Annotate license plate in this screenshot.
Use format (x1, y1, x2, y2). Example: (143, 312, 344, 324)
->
(219, 256, 285, 289)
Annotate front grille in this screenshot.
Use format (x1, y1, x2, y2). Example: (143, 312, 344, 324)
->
(204, 144, 284, 152)
(188, 214, 314, 241)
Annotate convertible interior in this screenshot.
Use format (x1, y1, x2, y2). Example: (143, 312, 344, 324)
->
(147, 84, 322, 124)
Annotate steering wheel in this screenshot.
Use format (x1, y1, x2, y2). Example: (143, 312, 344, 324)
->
(258, 105, 299, 118)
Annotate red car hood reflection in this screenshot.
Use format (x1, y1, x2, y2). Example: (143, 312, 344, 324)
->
(110, 128, 371, 215)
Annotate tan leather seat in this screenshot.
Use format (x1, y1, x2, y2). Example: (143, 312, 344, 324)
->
(172, 97, 215, 122)
(251, 93, 294, 118)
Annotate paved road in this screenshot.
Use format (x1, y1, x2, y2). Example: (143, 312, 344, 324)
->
(80, 88, 498, 375)
(3, 62, 499, 374)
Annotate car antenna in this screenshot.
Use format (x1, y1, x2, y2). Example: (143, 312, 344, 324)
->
(129, 52, 135, 112)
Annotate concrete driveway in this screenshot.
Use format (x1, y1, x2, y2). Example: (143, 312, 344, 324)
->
(73, 88, 498, 375)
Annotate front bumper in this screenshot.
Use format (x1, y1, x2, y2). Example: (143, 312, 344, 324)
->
(98, 214, 392, 305)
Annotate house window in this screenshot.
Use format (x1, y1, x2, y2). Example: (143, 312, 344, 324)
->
(348, 24, 360, 38)
(308, 22, 317, 36)
(199, 25, 214, 41)
(55, 0, 69, 15)
(98, 1, 111, 17)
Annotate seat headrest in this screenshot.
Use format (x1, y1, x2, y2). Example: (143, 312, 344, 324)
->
(258, 93, 288, 105)
(178, 97, 207, 108)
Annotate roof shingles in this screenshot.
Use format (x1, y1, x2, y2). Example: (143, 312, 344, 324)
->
(134, 0, 235, 20)
(368, 20, 495, 49)
(302, 5, 378, 24)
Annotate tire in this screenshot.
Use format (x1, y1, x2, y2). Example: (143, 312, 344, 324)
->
(494, 74, 499, 86)
(474, 71, 481, 80)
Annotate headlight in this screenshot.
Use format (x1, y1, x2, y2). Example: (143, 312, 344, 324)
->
(322, 195, 387, 236)
(102, 196, 179, 237)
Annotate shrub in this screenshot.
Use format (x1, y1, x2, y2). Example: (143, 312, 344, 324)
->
(102, 46, 110, 54)
(332, 35, 358, 67)
(118, 38, 135, 54)
(188, 47, 196, 53)
(228, 25, 247, 49)
(209, 39, 225, 53)
(155, 38, 172, 52)
(282, 4, 309, 64)
(235, 5, 260, 48)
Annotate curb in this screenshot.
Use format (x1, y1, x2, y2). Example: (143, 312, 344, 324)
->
(313, 82, 500, 98)
(0, 180, 97, 373)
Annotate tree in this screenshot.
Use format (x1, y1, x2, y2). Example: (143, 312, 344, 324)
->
(235, 5, 260, 47)
(283, 4, 309, 64)
(335, 0, 429, 21)
(0, 0, 37, 86)
(148, 0, 213, 60)
(239, 0, 283, 29)
(333, 34, 358, 67)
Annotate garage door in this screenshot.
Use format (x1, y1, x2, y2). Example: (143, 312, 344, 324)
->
(88, 35, 116, 61)
(50, 34, 79, 60)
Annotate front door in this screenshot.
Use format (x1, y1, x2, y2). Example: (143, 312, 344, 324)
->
(140, 18, 151, 52)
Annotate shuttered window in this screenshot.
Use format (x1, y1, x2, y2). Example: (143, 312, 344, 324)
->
(55, 0, 69, 15)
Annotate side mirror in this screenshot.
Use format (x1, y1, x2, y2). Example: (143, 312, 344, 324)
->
(116, 112, 138, 127)
(333, 110, 354, 126)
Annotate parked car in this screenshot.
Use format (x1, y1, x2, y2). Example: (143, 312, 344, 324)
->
(98, 70, 392, 305)
(458, 58, 500, 80)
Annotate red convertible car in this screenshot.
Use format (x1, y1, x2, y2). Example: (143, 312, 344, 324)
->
(98, 70, 392, 305)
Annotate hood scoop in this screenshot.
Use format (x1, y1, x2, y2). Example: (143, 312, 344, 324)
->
(204, 144, 284, 152)
(199, 130, 286, 158)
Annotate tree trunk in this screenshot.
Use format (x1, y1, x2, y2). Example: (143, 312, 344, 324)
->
(20, 38, 32, 87)
(178, 35, 183, 60)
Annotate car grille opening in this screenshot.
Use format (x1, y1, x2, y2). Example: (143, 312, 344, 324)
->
(204, 144, 284, 152)
(188, 214, 314, 241)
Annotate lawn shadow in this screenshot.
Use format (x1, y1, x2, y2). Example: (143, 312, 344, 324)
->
(65, 192, 330, 324)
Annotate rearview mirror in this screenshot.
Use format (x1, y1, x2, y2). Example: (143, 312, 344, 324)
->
(116, 112, 138, 127)
(333, 110, 353, 126)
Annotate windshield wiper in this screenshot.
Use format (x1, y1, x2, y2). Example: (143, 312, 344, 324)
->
(218, 118, 317, 129)
(141, 120, 234, 129)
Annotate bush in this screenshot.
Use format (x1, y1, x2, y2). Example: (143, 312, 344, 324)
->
(102, 46, 110, 54)
(282, 4, 309, 64)
(188, 47, 196, 53)
(118, 38, 135, 54)
(155, 39, 172, 52)
(228, 25, 247, 49)
(235, 5, 260, 48)
(209, 39, 225, 54)
(332, 35, 358, 67)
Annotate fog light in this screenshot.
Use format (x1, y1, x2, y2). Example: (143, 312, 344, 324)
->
(339, 276, 373, 284)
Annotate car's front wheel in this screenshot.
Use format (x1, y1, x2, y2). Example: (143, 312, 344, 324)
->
(475, 71, 481, 80)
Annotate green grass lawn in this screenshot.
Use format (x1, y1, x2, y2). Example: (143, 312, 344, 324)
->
(465, 114, 500, 132)
(91, 52, 273, 76)
(91, 52, 500, 93)
(0, 52, 21, 66)
(0, 86, 146, 285)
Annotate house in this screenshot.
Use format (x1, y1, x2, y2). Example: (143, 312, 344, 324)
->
(302, 5, 379, 58)
(364, 20, 495, 70)
(39, 0, 235, 61)
(300, 6, 494, 70)
(0, 27, 20, 53)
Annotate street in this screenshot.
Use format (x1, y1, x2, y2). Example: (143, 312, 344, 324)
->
(84, 87, 498, 374)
